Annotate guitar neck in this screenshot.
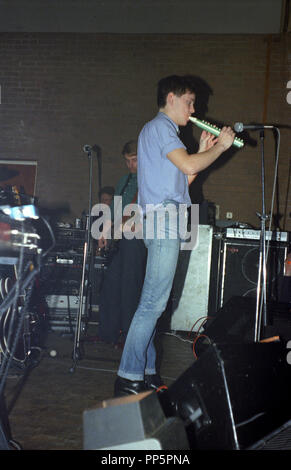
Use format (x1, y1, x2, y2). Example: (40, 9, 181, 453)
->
(189, 117, 244, 148)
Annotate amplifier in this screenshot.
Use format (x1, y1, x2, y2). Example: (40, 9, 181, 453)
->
(208, 234, 289, 313)
(45, 294, 87, 333)
(45, 294, 85, 313)
(40, 254, 107, 296)
(225, 228, 289, 243)
(40, 257, 83, 295)
(41, 226, 86, 255)
(45, 252, 83, 267)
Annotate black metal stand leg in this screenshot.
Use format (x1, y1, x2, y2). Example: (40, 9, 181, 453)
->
(70, 226, 89, 372)
(254, 130, 269, 342)
(70, 145, 102, 373)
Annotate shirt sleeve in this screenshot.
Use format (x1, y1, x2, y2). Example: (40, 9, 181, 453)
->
(158, 119, 186, 158)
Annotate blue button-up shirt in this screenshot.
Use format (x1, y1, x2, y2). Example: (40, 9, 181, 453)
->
(137, 111, 191, 214)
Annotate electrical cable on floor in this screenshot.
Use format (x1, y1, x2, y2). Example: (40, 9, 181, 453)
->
(162, 315, 213, 359)
(191, 316, 213, 359)
(188, 315, 212, 337)
(162, 331, 192, 343)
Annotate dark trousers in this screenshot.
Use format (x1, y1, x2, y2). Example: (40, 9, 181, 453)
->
(98, 237, 147, 344)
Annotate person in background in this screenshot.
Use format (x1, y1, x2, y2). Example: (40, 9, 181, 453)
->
(97, 141, 147, 347)
(99, 186, 114, 207)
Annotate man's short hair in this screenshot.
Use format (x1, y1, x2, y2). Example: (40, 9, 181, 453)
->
(157, 75, 197, 108)
(122, 140, 137, 156)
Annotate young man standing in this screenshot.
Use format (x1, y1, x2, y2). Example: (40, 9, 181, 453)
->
(114, 75, 235, 396)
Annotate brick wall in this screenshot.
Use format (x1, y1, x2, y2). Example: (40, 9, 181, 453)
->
(0, 32, 290, 231)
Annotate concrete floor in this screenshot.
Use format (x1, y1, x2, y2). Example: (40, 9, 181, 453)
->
(3, 325, 196, 450)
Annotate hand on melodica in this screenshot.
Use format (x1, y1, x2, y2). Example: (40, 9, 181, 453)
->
(217, 126, 235, 151)
(198, 130, 218, 153)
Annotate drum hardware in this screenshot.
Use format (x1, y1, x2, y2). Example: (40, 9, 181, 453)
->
(0, 262, 41, 451)
(1, 204, 38, 221)
(0, 206, 41, 256)
(0, 211, 42, 313)
(0, 214, 51, 371)
(9, 229, 40, 251)
(0, 194, 52, 449)
(0, 257, 42, 452)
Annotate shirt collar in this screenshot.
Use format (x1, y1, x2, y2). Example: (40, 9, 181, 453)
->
(158, 111, 180, 133)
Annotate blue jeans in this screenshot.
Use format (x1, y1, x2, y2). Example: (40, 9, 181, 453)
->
(117, 201, 183, 381)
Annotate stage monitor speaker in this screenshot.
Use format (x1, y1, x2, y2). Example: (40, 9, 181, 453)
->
(203, 296, 257, 344)
(162, 342, 291, 450)
(203, 295, 291, 347)
(248, 419, 291, 450)
(215, 238, 288, 310)
(83, 391, 189, 450)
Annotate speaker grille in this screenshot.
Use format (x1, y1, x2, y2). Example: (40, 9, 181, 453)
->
(219, 240, 287, 308)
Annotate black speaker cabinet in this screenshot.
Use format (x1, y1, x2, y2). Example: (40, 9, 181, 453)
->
(248, 419, 291, 450)
(209, 237, 288, 313)
(162, 342, 291, 450)
(201, 294, 291, 360)
(204, 296, 257, 343)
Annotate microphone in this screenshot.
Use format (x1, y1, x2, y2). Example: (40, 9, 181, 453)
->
(234, 122, 274, 133)
(83, 144, 92, 153)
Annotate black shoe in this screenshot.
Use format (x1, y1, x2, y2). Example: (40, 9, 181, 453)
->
(114, 376, 148, 397)
(144, 374, 168, 392)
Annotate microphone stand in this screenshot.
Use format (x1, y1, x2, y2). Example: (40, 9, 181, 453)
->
(94, 144, 102, 197)
(70, 147, 95, 372)
(254, 130, 269, 342)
